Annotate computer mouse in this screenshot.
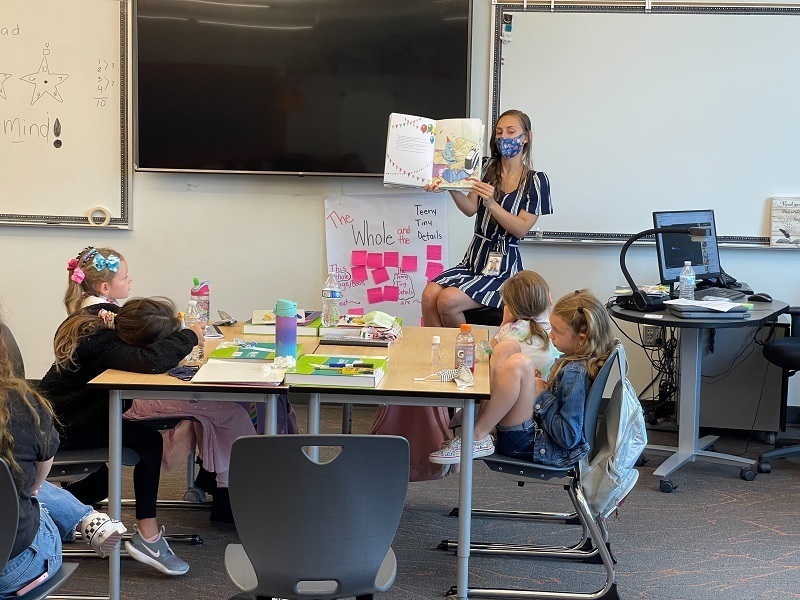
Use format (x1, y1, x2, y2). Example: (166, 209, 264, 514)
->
(747, 292, 773, 303)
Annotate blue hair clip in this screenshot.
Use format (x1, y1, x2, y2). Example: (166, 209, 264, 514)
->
(93, 254, 120, 272)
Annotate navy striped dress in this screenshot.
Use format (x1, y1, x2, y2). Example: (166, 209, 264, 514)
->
(432, 165, 553, 308)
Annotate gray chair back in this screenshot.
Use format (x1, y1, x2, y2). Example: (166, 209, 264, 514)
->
(583, 345, 621, 460)
(229, 434, 409, 599)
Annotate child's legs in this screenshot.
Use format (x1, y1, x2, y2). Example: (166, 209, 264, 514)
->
(35, 481, 93, 541)
(0, 508, 62, 596)
(475, 353, 536, 440)
(121, 420, 163, 522)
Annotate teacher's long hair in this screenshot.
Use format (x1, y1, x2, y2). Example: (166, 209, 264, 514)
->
(485, 109, 533, 202)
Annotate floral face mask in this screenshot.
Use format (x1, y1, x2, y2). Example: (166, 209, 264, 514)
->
(495, 133, 525, 159)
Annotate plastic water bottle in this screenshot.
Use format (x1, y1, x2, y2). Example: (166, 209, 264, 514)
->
(275, 298, 298, 359)
(431, 335, 441, 366)
(678, 261, 696, 300)
(321, 271, 342, 327)
(183, 300, 203, 363)
(454, 324, 476, 372)
(191, 278, 211, 324)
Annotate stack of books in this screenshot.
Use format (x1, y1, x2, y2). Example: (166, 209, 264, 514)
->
(283, 354, 389, 388)
(243, 309, 322, 336)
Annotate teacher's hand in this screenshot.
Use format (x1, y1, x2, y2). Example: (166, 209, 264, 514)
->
(467, 178, 495, 205)
(423, 182, 443, 193)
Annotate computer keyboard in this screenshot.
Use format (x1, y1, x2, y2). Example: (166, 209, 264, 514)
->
(693, 287, 747, 302)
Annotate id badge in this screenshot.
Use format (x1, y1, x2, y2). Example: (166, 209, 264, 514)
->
(483, 251, 503, 276)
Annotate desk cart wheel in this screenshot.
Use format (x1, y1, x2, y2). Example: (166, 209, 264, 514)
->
(635, 453, 648, 467)
(757, 459, 771, 474)
(659, 478, 676, 493)
(740, 467, 756, 481)
(183, 488, 207, 503)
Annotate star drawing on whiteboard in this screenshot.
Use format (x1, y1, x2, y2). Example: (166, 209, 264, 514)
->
(0, 73, 11, 100)
(20, 57, 69, 104)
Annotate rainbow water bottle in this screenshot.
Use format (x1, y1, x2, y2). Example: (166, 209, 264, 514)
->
(275, 298, 298, 359)
(191, 278, 211, 324)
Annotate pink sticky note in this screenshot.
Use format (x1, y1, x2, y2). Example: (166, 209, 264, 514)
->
(401, 255, 418, 272)
(351, 250, 368, 266)
(383, 285, 399, 302)
(384, 252, 399, 267)
(371, 267, 390, 285)
(425, 261, 445, 280)
(348, 307, 365, 316)
(427, 245, 442, 261)
(367, 287, 384, 304)
(367, 253, 383, 268)
(351, 265, 368, 283)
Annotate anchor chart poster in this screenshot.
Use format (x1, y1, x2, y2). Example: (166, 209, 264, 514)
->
(324, 193, 449, 326)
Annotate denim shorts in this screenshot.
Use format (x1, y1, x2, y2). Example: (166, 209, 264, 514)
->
(0, 507, 62, 598)
(495, 418, 537, 460)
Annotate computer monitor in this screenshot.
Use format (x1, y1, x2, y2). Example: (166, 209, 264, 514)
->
(652, 209, 722, 285)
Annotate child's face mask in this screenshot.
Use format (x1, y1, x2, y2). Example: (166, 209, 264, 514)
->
(415, 363, 474, 389)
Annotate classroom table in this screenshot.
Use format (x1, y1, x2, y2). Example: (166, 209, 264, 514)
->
(88, 325, 490, 600)
(294, 326, 491, 600)
(609, 300, 789, 491)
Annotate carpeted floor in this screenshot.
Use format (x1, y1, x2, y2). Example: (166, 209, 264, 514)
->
(59, 405, 800, 600)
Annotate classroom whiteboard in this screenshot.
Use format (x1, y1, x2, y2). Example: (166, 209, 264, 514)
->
(492, 6, 800, 245)
(0, 0, 130, 228)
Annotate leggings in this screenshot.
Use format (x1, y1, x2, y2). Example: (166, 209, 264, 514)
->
(59, 419, 163, 520)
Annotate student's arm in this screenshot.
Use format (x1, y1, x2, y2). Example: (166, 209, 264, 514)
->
(99, 329, 199, 374)
(533, 366, 590, 450)
(31, 458, 53, 496)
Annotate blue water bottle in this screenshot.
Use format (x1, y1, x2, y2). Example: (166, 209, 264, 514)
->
(274, 299, 298, 358)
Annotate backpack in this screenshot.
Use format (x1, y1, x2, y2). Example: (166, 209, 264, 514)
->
(580, 342, 647, 519)
(369, 406, 455, 481)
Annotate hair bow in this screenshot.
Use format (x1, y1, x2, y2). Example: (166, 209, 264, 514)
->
(98, 309, 116, 328)
(93, 253, 121, 272)
(67, 258, 86, 283)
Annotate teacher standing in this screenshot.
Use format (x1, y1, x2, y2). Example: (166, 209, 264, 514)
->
(421, 109, 553, 327)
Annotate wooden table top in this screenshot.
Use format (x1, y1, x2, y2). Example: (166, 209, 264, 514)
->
(89, 325, 491, 399)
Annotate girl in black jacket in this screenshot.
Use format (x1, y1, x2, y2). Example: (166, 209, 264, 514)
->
(39, 298, 204, 576)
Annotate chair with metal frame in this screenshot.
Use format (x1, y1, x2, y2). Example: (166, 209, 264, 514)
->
(441, 345, 624, 600)
(757, 306, 800, 473)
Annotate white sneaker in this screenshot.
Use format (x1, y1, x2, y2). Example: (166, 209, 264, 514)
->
(429, 435, 495, 464)
(80, 512, 127, 558)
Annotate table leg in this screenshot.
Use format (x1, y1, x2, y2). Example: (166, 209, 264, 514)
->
(307, 393, 321, 461)
(651, 328, 755, 478)
(455, 399, 474, 600)
(108, 390, 122, 600)
(265, 394, 278, 435)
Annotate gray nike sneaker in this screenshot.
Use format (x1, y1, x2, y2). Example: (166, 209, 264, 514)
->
(124, 526, 189, 576)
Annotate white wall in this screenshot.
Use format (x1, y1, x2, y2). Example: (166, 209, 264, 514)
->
(0, 0, 797, 408)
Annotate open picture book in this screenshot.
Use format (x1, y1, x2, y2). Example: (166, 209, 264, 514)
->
(383, 113, 484, 190)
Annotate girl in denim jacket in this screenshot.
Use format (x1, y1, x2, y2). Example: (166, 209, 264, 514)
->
(431, 289, 615, 466)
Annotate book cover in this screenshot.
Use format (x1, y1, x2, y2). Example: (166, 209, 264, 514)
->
(242, 316, 322, 337)
(251, 309, 321, 326)
(383, 113, 484, 190)
(283, 354, 389, 388)
(770, 197, 800, 247)
(206, 343, 303, 362)
(191, 360, 286, 385)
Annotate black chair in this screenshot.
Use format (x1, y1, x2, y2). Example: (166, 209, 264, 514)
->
(441, 345, 625, 600)
(225, 434, 409, 600)
(0, 458, 78, 600)
(757, 306, 800, 473)
(464, 306, 504, 327)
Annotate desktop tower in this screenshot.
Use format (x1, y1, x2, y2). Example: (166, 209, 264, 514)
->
(696, 322, 789, 434)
